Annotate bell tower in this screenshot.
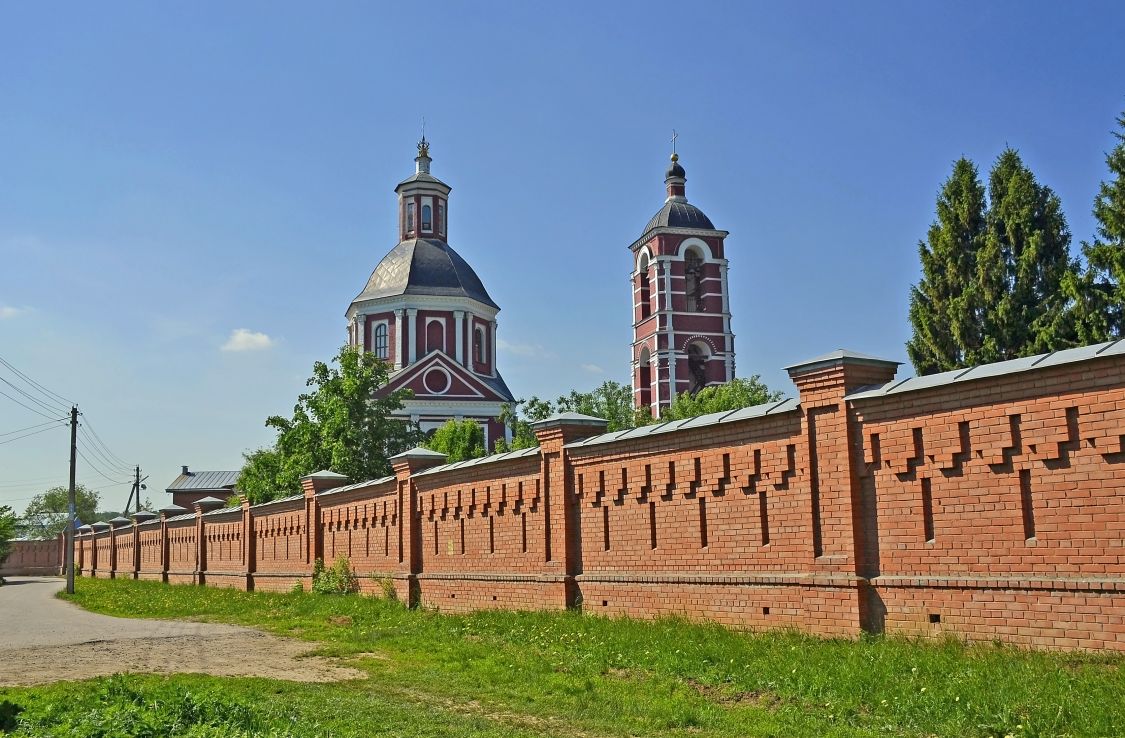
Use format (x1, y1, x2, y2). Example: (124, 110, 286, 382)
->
(629, 144, 735, 417)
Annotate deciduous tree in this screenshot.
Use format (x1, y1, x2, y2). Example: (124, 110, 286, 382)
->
(425, 419, 486, 462)
(237, 346, 419, 504)
(0, 506, 17, 567)
(661, 376, 783, 420)
(21, 484, 100, 537)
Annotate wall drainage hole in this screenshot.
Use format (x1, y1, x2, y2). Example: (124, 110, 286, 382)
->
(929, 613, 941, 624)
(492, 595, 498, 601)
(450, 593, 456, 599)
(762, 607, 770, 615)
(602, 600, 608, 607)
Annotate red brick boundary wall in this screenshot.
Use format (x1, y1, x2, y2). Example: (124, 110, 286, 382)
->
(1, 537, 63, 576)
(75, 344, 1125, 651)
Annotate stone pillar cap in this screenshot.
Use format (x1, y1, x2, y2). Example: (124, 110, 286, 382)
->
(784, 349, 901, 376)
(530, 412, 610, 430)
(388, 447, 448, 461)
(299, 469, 350, 482)
(131, 511, 158, 523)
(107, 516, 133, 528)
(159, 504, 188, 516)
(192, 496, 226, 511)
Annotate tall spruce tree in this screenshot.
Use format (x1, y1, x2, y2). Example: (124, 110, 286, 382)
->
(976, 148, 1078, 362)
(1073, 110, 1125, 342)
(907, 158, 987, 374)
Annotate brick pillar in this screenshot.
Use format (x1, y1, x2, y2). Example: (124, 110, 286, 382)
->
(389, 448, 448, 607)
(531, 412, 609, 607)
(785, 349, 900, 634)
(300, 470, 349, 572)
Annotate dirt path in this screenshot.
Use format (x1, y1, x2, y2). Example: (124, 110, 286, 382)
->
(0, 577, 365, 686)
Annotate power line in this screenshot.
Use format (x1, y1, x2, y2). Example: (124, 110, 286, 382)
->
(79, 415, 131, 468)
(0, 386, 60, 420)
(0, 418, 65, 438)
(77, 428, 133, 474)
(74, 446, 130, 485)
(0, 354, 75, 407)
(0, 374, 68, 417)
(0, 423, 65, 446)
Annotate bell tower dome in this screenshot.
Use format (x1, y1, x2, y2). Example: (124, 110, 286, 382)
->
(629, 144, 736, 417)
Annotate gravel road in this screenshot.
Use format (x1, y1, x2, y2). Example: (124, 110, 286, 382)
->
(0, 576, 364, 686)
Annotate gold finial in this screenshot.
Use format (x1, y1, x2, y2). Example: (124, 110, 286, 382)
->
(417, 117, 429, 157)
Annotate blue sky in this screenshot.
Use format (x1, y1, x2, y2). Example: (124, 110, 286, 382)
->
(2, 1, 1123, 513)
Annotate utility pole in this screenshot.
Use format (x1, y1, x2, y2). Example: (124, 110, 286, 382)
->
(134, 465, 141, 514)
(65, 405, 78, 595)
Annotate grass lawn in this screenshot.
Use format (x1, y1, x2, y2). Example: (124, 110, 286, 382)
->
(0, 578, 1121, 737)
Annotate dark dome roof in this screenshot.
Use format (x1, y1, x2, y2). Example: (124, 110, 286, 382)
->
(666, 159, 686, 179)
(352, 239, 498, 309)
(642, 201, 715, 235)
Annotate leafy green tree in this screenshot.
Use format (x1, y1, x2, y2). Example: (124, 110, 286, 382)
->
(977, 148, 1078, 362)
(1073, 110, 1125, 342)
(425, 419, 486, 462)
(21, 484, 100, 537)
(661, 376, 783, 420)
(495, 396, 558, 452)
(907, 158, 988, 374)
(237, 346, 419, 504)
(556, 380, 641, 432)
(0, 505, 17, 566)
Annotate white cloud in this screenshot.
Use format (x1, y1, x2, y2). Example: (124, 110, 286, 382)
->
(0, 305, 28, 320)
(497, 338, 556, 360)
(221, 328, 275, 352)
(580, 363, 604, 374)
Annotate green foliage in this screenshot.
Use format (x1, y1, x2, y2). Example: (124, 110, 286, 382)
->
(311, 556, 359, 595)
(1073, 110, 1125, 342)
(0, 505, 16, 565)
(495, 378, 782, 452)
(238, 346, 420, 504)
(1, 675, 307, 737)
(660, 376, 783, 421)
(909, 150, 1081, 374)
(20, 485, 99, 537)
(424, 419, 486, 462)
(555, 380, 639, 432)
(290, 580, 305, 594)
(50, 577, 1125, 738)
(977, 148, 1078, 361)
(372, 574, 399, 601)
(907, 158, 988, 374)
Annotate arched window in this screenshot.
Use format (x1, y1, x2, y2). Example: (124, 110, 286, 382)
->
(638, 347, 652, 408)
(684, 248, 703, 312)
(473, 326, 486, 365)
(438, 204, 446, 234)
(373, 323, 388, 360)
(406, 202, 416, 234)
(687, 341, 709, 394)
(426, 319, 444, 354)
(422, 204, 432, 231)
(638, 254, 651, 319)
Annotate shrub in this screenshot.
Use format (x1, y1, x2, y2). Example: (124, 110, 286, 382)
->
(290, 580, 304, 594)
(369, 574, 398, 601)
(311, 556, 358, 595)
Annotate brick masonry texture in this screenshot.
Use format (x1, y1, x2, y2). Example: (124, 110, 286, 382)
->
(17, 347, 1119, 652)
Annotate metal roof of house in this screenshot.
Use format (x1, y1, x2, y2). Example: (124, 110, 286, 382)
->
(165, 470, 239, 493)
(845, 340, 1125, 401)
(564, 398, 801, 449)
(351, 238, 498, 309)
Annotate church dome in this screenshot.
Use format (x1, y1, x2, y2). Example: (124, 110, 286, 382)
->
(352, 238, 498, 309)
(642, 200, 715, 235)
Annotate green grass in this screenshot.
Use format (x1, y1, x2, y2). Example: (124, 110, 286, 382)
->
(0, 578, 1120, 737)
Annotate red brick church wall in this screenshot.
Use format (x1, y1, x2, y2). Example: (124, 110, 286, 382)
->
(74, 346, 1125, 652)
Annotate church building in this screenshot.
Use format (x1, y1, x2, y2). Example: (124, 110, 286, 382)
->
(630, 149, 736, 415)
(346, 139, 514, 448)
